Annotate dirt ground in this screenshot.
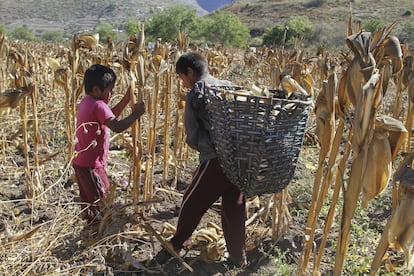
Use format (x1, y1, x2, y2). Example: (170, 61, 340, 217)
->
(1, 122, 408, 276)
(0, 137, 319, 275)
(0, 85, 406, 275)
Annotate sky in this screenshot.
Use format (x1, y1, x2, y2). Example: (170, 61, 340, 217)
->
(196, 0, 232, 12)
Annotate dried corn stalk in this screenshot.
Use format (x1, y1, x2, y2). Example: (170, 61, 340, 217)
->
(299, 73, 336, 274)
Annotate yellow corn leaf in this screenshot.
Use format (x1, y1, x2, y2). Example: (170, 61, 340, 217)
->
(281, 75, 308, 96)
(301, 73, 314, 96)
(46, 57, 61, 71)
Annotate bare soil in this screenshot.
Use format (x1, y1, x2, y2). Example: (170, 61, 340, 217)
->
(0, 134, 400, 275)
(0, 130, 317, 275)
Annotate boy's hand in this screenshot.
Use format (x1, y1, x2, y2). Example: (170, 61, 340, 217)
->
(132, 101, 146, 118)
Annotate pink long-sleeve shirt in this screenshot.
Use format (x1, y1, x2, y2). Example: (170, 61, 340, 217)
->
(73, 95, 115, 168)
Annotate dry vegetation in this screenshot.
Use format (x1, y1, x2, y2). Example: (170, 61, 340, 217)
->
(1, 18, 414, 276)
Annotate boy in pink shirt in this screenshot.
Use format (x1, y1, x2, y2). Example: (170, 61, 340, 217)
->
(72, 64, 145, 234)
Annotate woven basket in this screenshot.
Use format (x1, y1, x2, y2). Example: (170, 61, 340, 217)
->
(206, 86, 312, 197)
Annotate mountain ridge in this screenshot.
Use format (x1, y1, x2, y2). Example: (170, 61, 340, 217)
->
(0, 0, 413, 45)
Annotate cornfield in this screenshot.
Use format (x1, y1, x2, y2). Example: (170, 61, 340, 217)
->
(0, 20, 414, 275)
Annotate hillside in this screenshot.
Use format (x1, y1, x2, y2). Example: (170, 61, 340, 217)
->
(1, 0, 413, 36)
(226, 0, 413, 30)
(0, 0, 206, 35)
(0, 0, 413, 47)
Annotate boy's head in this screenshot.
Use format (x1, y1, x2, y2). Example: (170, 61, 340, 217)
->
(84, 64, 117, 95)
(175, 52, 208, 88)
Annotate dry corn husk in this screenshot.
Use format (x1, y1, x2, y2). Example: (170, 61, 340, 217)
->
(381, 59, 393, 96)
(378, 35, 403, 74)
(362, 115, 407, 208)
(199, 243, 223, 263)
(345, 32, 376, 107)
(361, 128, 392, 208)
(402, 55, 414, 89)
(74, 33, 100, 50)
(408, 76, 414, 104)
(375, 115, 407, 161)
(336, 69, 351, 118)
(280, 75, 309, 97)
(0, 87, 32, 112)
(388, 184, 414, 265)
(194, 228, 221, 243)
(315, 74, 336, 157)
(370, 154, 414, 274)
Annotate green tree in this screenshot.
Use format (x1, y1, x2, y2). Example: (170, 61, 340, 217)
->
(203, 11, 250, 47)
(95, 22, 117, 43)
(287, 16, 314, 43)
(10, 25, 35, 41)
(262, 16, 314, 47)
(145, 4, 197, 42)
(41, 30, 64, 42)
(263, 25, 287, 46)
(124, 17, 140, 36)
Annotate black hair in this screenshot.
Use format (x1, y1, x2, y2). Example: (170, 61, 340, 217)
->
(175, 51, 208, 77)
(84, 64, 117, 94)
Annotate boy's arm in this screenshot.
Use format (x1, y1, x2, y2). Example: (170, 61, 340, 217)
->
(111, 87, 132, 117)
(105, 102, 145, 133)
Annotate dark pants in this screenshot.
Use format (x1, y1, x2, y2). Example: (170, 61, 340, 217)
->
(72, 165, 110, 226)
(170, 158, 246, 261)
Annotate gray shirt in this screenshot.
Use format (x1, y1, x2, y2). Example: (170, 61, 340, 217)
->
(184, 74, 232, 163)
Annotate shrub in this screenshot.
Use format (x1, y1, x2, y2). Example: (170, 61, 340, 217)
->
(262, 25, 286, 46)
(305, 0, 327, 8)
(402, 9, 413, 16)
(287, 16, 314, 41)
(0, 24, 7, 36)
(41, 30, 64, 42)
(10, 25, 35, 41)
(363, 19, 387, 33)
(95, 22, 117, 43)
(263, 16, 314, 47)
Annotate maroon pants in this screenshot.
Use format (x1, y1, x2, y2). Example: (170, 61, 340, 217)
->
(72, 165, 110, 226)
(170, 158, 246, 261)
